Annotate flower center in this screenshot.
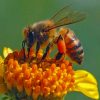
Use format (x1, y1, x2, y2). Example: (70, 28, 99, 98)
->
(4, 49, 75, 100)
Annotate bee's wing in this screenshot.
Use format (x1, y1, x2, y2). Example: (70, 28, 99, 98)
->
(45, 5, 86, 32)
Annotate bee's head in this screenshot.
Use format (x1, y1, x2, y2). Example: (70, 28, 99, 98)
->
(23, 26, 37, 48)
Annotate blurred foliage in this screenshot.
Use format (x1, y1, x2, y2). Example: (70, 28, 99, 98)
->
(0, 0, 100, 100)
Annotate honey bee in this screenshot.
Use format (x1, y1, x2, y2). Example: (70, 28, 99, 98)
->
(22, 5, 86, 64)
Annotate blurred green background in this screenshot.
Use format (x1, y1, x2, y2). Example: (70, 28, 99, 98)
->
(0, 0, 100, 100)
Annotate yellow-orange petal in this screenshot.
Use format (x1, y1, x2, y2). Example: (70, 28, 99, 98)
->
(3, 47, 13, 58)
(74, 70, 99, 100)
(0, 56, 3, 64)
(0, 57, 4, 77)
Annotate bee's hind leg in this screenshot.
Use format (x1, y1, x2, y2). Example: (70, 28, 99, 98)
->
(55, 35, 66, 61)
(55, 52, 65, 61)
(55, 52, 63, 60)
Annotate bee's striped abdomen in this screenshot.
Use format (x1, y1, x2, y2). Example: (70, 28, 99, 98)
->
(65, 30, 84, 64)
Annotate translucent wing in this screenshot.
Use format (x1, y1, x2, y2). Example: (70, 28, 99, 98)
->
(44, 5, 86, 32)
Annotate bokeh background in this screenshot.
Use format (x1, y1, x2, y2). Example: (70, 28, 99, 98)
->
(0, 0, 100, 100)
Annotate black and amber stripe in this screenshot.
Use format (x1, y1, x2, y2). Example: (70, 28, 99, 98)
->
(66, 35, 84, 64)
(70, 46, 84, 64)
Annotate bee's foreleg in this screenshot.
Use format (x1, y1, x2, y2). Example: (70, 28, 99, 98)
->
(42, 43, 51, 60)
(36, 41, 40, 57)
(55, 35, 66, 60)
(22, 40, 26, 60)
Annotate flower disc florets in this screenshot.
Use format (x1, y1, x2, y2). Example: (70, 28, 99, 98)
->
(4, 49, 75, 100)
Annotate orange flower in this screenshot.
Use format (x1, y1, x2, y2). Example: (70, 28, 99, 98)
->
(0, 47, 99, 100)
